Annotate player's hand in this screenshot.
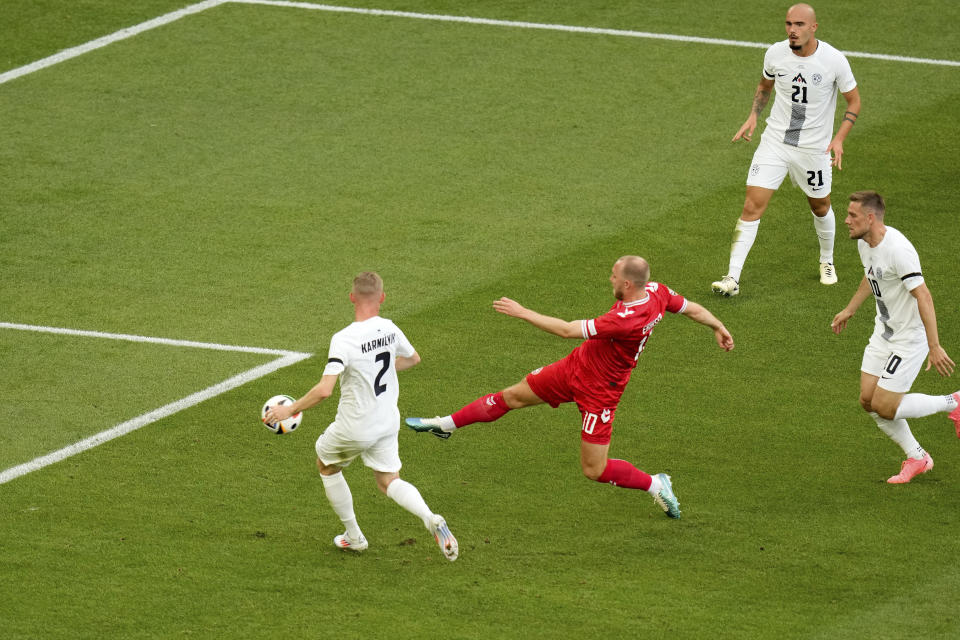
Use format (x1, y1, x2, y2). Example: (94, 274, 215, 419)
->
(831, 309, 853, 335)
(264, 404, 294, 424)
(925, 345, 956, 377)
(732, 120, 756, 142)
(828, 139, 844, 169)
(715, 327, 735, 351)
(493, 297, 527, 318)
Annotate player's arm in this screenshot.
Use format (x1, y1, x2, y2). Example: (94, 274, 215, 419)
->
(680, 301, 734, 351)
(265, 374, 339, 423)
(828, 86, 861, 170)
(910, 283, 956, 376)
(492, 297, 582, 339)
(831, 276, 872, 334)
(396, 351, 421, 371)
(732, 77, 774, 142)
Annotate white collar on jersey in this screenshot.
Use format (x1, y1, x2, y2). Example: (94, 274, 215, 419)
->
(622, 294, 650, 307)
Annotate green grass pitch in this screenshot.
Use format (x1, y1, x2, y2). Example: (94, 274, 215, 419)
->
(2, 1, 959, 638)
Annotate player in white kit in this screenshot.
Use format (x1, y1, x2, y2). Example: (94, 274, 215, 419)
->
(831, 191, 960, 483)
(264, 272, 458, 560)
(712, 4, 861, 297)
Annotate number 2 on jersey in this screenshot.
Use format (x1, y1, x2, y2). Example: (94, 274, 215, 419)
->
(374, 352, 390, 396)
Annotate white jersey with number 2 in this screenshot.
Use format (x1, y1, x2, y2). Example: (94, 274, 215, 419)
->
(322, 316, 415, 440)
(857, 226, 926, 346)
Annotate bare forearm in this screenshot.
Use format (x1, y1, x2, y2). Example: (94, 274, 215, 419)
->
(751, 83, 771, 117)
(915, 290, 942, 349)
(294, 376, 336, 412)
(845, 277, 873, 315)
(396, 353, 421, 371)
(518, 309, 581, 339)
(683, 301, 724, 331)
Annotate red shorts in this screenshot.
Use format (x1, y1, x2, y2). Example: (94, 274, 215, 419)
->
(525, 358, 620, 445)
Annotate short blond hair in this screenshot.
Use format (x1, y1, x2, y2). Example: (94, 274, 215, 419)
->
(352, 271, 383, 299)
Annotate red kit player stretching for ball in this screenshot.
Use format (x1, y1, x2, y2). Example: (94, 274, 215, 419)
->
(407, 255, 734, 519)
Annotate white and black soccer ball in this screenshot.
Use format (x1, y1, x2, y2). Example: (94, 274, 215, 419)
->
(261, 394, 302, 435)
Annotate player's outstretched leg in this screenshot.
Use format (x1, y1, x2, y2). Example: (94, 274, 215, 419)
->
(652, 473, 682, 519)
(333, 532, 369, 552)
(405, 417, 453, 439)
(887, 452, 934, 484)
(429, 514, 459, 561)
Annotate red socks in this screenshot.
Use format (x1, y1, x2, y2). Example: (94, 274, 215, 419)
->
(597, 458, 653, 491)
(452, 392, 510, 427)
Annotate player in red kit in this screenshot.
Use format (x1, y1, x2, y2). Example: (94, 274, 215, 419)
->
(407, 256, 734, 519)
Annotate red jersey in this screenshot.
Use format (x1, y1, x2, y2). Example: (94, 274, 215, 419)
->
(567, 282, 687, 402)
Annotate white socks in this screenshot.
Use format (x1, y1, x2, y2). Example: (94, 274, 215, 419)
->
(811, 208, 835, 263)
(323, 473, 437, 539)
(646, 474, 663, 496)
(386, 478, 434, 529)
(727, 218, 760, 281)
(870, 412, 924, 460)
(895, 393, 959, 420)
(320, 471, 363, 539)
(727, 209, 834, 280)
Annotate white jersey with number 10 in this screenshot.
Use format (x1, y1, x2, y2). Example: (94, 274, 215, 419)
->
(857, 226, 926, 346)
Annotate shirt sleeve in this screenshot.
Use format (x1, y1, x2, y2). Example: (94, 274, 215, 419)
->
(895, 243, 924, 293)
(664, 286, 687, 314)
(583, 310, 630, 340)
(322, 333, 347, 376)
(395, 326, 415, 358)
(835, 51, 857, 94)
(762, 43, 778, 79)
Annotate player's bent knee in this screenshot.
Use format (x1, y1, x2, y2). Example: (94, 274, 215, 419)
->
(581, 463, 605, 481)
(375, 471, 399, 494)
(874, 405, 897, 420)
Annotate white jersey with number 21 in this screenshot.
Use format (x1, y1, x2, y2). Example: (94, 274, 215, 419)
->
(760, 39, 857, 152)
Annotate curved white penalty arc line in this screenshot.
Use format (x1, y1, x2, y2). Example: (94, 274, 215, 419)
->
(0, 351, 311, 486)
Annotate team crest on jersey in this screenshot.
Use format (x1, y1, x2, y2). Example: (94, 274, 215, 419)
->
(812, 73, 823, 85)
(750, 164, 760, 176)
(792, 72, 807, 84)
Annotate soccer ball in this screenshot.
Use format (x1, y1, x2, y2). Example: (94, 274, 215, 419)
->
(261, 394, 302, 435)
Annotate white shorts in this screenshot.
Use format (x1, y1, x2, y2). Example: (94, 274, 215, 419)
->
(861, 335, 929, 394)
(315, 424, 402, 473)
(747, 137, 832, 198)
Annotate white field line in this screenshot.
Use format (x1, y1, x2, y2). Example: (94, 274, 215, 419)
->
(0, 323, 312, 485)
(231, 0, 960, 68)
(0, 0, 956, 87)
(0, 0, 229, 86)
(0, 321, 301, 356)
